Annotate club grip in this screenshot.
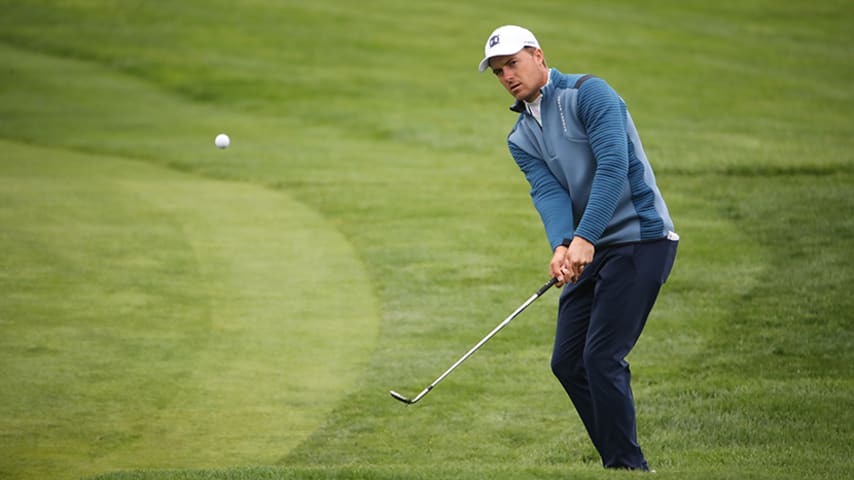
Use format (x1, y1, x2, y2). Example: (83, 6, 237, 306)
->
(536, 277, 559, 296)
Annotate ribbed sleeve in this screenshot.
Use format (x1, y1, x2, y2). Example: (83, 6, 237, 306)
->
(508, 141, 574, 250)
(574, 78, 629, 244)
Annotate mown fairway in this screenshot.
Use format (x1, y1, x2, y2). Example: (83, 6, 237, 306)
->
(1, 1, 851, 479)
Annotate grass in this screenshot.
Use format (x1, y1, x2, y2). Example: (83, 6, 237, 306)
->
(0, 1, 852, 479)
(0, 141, 380, 477)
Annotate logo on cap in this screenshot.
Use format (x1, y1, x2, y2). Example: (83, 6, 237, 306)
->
(488, 35, 500, 48)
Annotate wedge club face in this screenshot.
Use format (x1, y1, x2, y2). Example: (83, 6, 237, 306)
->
(390, 387, 431, 404)
(389, 390, 413, 404)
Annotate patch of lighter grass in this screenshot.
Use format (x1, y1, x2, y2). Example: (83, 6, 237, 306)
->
(0, 140, 380, 479)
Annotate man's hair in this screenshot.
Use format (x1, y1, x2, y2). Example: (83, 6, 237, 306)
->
(523, 46, 548, 69)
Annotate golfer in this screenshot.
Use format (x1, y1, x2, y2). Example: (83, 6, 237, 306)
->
(479, 25, 678, 471)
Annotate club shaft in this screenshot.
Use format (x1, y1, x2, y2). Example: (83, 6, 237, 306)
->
(409, 277, 557, 403)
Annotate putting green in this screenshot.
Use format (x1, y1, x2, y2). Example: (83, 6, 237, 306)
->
(0, 140, 380, 478)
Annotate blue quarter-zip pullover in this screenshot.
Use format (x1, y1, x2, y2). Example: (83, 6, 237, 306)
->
(507, 69, 674, 250)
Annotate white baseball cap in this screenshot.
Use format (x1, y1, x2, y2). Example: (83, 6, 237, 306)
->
(478, 25, 540, 72)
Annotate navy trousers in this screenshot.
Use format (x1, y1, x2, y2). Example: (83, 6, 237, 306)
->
(551, 237, 677, 470)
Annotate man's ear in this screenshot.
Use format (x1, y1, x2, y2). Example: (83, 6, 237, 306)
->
(533, 48, 547, 69)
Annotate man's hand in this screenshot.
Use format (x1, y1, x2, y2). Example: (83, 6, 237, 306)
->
(550, 246, 569, 286)
(565, 236, 594, 283)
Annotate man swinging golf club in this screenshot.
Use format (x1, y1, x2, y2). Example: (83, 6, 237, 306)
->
(479, 25, 678, 471)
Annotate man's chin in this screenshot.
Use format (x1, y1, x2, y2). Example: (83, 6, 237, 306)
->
(512, 89, 537, 102)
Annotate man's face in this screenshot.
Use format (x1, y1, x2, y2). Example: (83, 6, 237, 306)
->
(488, 48, 548, 102)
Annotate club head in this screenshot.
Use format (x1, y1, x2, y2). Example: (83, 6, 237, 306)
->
(389, 390, 414, 404)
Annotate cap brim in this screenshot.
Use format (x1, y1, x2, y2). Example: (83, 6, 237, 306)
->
(478, 57, 491, 72)
(478, 44, 533, 72)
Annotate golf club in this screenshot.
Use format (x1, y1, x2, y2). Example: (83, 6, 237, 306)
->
(390, 277, 558, 405)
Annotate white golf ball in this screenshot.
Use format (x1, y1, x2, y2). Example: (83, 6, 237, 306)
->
(215, 133, 230, 149)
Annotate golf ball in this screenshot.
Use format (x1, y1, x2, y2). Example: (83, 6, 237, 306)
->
(215, 133, 230, 149)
